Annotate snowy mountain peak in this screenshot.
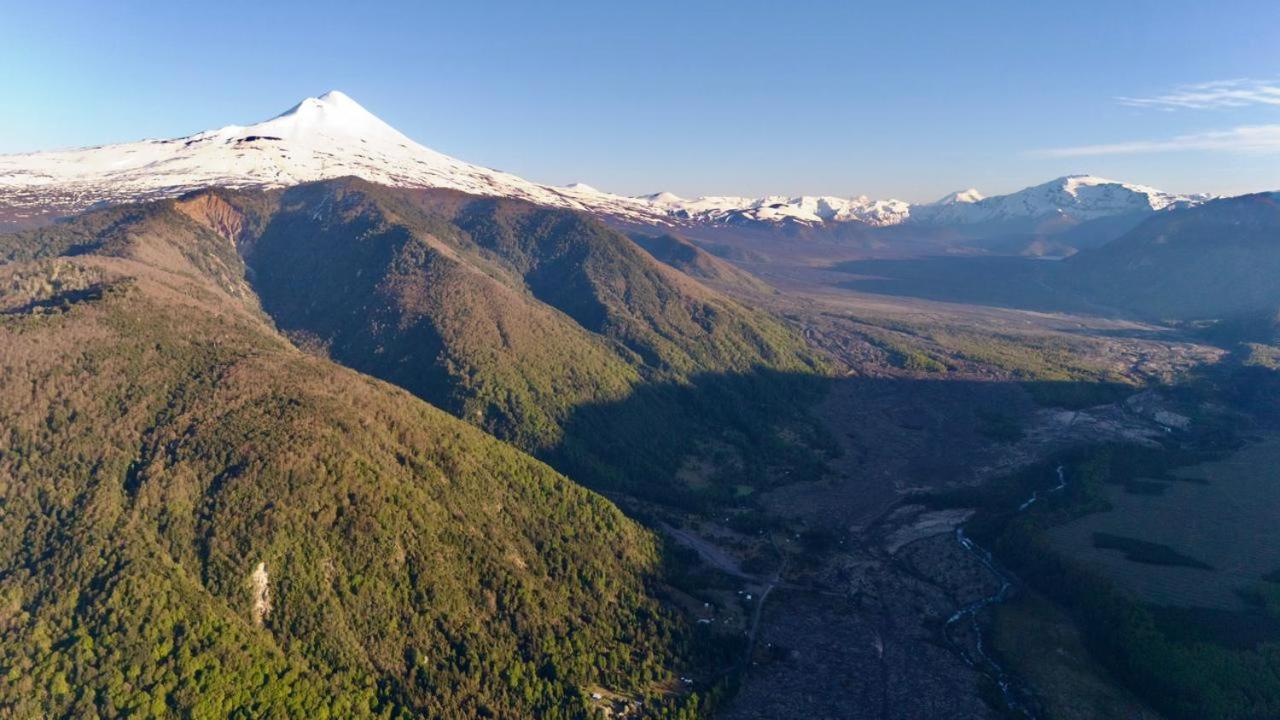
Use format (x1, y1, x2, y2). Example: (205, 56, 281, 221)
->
(641, 191, 686, 205)
(316, 89, 356, 104)
(278, 90, 355, 115)
(240, 90, 413, 146)
(909, 175, 1207, 227)
(281, 90, 381, 125)
(1053, 174, 1125, 193)
(1041, 175, 1196, 210)
(563, 182, 602, 193)
(932, 188, 984, 205)
(0, 92, 661, 225)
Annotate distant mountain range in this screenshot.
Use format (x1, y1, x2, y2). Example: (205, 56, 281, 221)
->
(0, 91, 1213, 239)
(838, 191, 1280, 332)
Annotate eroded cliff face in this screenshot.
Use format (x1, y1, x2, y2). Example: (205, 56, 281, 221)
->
(175, 193, 251, 246)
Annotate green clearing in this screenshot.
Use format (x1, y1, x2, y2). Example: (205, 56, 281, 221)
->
(1047, 434, 1280, 610)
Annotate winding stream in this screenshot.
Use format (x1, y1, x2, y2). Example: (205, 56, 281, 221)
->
(944, 464, 1067, 719)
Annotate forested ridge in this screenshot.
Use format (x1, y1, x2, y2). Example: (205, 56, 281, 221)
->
(212, 180, 830, 502)
(0, 202, 707, 718)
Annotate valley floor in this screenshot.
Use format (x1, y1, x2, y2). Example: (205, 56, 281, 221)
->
(654, 267, 1220, 719)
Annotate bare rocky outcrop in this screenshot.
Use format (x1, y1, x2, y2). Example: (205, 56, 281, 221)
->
(251, 561, 271, 626)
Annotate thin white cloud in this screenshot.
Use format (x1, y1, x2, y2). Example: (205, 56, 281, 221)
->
(1117, 79, 1280, 110)
(1036, 125, 1280, 157)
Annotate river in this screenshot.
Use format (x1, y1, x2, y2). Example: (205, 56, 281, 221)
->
(944, 464, 1066, 719)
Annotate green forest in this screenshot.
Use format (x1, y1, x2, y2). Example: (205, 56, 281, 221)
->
(0, 205, 716, 718)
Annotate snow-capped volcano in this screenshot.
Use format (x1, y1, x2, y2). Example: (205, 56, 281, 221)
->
(931, 188, 985, 205)
(0, 91, 668, 224)
(0, 91, 1210, 232)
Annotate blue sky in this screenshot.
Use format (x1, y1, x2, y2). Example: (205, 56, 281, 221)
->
(2, 0, 1278, 201)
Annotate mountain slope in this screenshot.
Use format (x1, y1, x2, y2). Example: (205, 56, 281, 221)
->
(1063, 192, 1280, 321)
(231, 181, 642, 452)
(628, 231, 773, 295)
(197, 179, 826, 500)
(0, 204, 699, 719)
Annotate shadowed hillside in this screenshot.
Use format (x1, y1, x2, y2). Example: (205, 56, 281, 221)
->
(1063, 192, 1280, 321)
(197, 180, 828, 499)
(628, 232, 774, 295)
